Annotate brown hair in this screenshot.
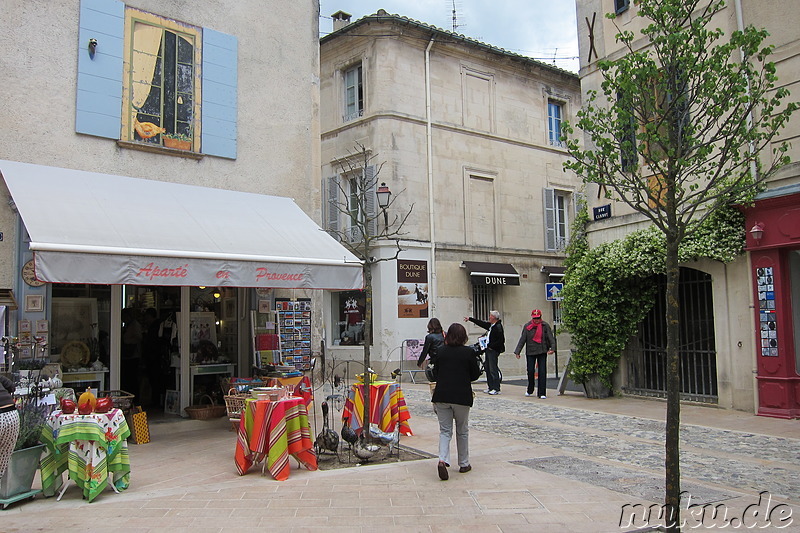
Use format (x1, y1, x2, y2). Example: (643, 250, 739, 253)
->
(427, 318, 443, 334)
(444, 322, 468, 346)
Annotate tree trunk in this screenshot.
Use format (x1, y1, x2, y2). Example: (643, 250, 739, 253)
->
(362, 262, 373, 438)
(664, 234, 682, 532)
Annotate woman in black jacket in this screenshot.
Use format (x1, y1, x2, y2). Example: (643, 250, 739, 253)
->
(417, 318, 445, 368)
(431, 322, 481, 480)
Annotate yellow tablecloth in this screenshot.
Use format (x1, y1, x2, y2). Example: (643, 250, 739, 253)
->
(40, 409, 131, 502)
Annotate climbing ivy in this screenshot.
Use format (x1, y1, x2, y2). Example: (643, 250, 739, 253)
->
(561, 205, 745, 388)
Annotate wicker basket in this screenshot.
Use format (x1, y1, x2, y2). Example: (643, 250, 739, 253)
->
(184, 394, 227, 420)
(224, 388, 248, 420)
(99, 390, 135, 416)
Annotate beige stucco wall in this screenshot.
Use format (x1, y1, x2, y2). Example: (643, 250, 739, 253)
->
(0, 0, 321, 212)
(321, 18, 581, 379)
(0, 0, 321, 291)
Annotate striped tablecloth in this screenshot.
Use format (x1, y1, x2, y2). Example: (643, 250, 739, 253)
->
(342, 381, 413, 436)
(234, 397, 317, 481)
(40, 408, 131, 503)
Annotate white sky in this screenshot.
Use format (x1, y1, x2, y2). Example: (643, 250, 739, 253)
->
(319, 0, 580, 73)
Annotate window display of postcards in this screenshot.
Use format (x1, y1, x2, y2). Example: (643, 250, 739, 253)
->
(275, 298, 312, 370)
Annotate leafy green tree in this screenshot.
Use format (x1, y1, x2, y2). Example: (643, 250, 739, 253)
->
(563, 0, 796, 529)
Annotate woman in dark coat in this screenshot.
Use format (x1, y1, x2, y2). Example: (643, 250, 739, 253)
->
(431, 322, 481, 480)
(417, 318, 445, 368)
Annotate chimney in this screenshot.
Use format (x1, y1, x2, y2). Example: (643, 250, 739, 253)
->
(331, 11, 352, 32)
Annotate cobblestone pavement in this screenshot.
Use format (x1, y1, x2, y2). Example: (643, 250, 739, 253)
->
(403, 386, 800, 503)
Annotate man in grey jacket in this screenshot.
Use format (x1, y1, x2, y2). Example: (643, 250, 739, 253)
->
(514, 309, 555, 398)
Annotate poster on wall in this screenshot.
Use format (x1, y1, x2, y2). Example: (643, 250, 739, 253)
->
(756, 266, 779, 356)
(397, 259, 429, 318)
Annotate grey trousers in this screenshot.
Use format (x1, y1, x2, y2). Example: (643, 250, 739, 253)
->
(434, 402, 471, 467)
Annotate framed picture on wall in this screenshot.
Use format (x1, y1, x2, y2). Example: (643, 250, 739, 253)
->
(25, 294, 44, 312)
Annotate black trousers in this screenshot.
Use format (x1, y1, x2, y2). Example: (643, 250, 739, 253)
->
(525, 353, 547, 396)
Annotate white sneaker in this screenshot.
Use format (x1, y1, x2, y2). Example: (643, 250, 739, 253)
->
(488, 390, 500, 395)
(482, 389, 492, 394)
(539, 395, 547, 399)
(524, 392, 533, 397)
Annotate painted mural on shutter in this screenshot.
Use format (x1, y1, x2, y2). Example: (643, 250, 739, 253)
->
(327, 177, 340, 239)
(75, 0, 125, 139)
(201, 28, 238, 159)
(543, 187, 557, 251)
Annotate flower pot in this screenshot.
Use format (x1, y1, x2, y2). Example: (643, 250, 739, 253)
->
(583, 374, 611, 399)
(163, 137, 191, 150)
(0, 444, 45, 505)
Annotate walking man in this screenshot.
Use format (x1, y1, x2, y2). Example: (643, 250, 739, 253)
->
(513, 309, 555, 398)
(464, 311, 505, 395)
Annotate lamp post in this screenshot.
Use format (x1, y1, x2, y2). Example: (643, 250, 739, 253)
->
(376, 182, 391, 233)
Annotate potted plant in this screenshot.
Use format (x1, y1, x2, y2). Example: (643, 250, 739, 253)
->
(0, 389, 51, 505)
(162, 132, 192, 150)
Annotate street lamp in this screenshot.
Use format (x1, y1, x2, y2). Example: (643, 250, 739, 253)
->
(376, 182, 391, 232)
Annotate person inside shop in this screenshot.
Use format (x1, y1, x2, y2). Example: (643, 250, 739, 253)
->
(121, 307, 143, 400)
(142, 308, 169, 409)
(464, 310, 505, 395)
(431, 322, 482, 480)
(0, 374, 20, 482)
(417, 317, 445, 369)
(513, 309, 555, 399)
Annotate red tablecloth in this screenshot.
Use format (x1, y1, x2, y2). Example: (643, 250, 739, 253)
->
(342, 381, 413, 436)
(234, 397, 317, 481)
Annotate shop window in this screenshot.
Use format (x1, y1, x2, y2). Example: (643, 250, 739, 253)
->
(789, 251, 800, 375)
(333, 290, 367, 346)
(343, 62, 363, 122)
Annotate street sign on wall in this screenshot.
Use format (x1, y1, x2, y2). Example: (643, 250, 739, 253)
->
(546, 282, 564, 301)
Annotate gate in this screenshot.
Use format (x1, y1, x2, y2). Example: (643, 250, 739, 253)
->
(625, 268, 718, 403)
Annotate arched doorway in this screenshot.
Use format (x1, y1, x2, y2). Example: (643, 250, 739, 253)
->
(625, 267, 718, 403)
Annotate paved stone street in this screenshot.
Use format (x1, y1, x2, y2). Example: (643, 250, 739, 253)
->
(2, 379, 799, 532)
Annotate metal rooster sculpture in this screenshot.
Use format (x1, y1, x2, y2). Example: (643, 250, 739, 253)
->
(315, 401, 340, 459)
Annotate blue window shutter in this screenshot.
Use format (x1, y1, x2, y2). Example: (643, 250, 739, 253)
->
(202, 29, 238, 159)
(75, 0, 124, 139)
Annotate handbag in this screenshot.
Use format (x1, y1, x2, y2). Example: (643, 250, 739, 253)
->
(424, 363, 437, 382)
(127, 405, 151, 444)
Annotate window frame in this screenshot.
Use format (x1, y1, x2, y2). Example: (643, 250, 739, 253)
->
(472, 283, 495, 323)
(614, 0, 630, 14)
(121, 8, 202, 152)
(343, 62, 364, 122)
(547, 100, 565, 148)
(544, 188, 576, 252)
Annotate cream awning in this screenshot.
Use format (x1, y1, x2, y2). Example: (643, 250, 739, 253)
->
(1, 160, 363, 289)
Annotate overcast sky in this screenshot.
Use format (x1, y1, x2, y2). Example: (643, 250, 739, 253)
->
(319, 0, 580, 73)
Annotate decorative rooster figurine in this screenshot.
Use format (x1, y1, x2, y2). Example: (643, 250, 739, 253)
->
(315, 401, 340, 459)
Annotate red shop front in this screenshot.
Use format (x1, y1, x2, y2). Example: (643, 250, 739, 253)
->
(743, 185, 800, 418)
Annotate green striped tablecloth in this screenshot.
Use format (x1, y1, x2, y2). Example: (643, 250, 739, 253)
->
(40, 408, 131, 502)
